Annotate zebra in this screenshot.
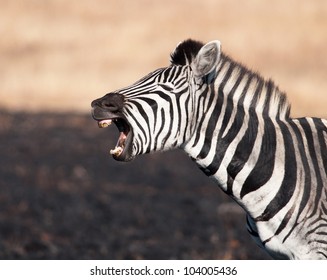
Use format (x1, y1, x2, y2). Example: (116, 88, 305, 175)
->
(91, 39, 327, 259)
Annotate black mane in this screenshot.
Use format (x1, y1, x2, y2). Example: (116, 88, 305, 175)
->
(171, 39, 291, 119)
(170, 39, 204, 66)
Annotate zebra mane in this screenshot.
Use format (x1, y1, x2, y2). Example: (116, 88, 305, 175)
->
(170, 39, 204, 66)
(221, 53, 291, 119)
(170, 39, 291, 119)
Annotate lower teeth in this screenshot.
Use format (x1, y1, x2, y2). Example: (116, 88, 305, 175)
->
(110, 146, 123, 156)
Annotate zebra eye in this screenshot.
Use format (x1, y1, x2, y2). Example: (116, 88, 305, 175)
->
(158, 83, 175, 91)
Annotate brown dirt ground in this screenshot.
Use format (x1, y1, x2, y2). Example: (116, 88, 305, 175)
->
(0, 110, 270, 259)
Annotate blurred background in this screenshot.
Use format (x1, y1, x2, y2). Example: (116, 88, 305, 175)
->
(0, 0, 326, 259)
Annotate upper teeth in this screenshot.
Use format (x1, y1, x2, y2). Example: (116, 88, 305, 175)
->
(98, 119, 113, 128)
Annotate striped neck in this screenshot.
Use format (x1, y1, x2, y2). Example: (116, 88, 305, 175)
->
(217, 53, 291, 120)
(183, 53, 289, 205)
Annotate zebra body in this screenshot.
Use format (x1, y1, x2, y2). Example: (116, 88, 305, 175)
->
(91, 39, 327, 259)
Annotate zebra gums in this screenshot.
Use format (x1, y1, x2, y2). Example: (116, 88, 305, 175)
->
(91, 39, 327, 259)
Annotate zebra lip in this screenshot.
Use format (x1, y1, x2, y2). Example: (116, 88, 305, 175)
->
(97, 118, 132, 160)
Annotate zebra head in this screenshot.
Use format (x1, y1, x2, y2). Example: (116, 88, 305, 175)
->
(91, 39, 221, 161)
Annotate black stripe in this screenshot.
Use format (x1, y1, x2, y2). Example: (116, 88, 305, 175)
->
(300, 118, 324, 219)
(196, 84, 224, 159)
(318, 252, 327, 259)
(175, 86, 189, 95)
(307, 215, 322, 229)
(169, 66, 178, 81)
(219, 70, 247, 138)
(276, 205, 295, 241)
(153, 108, 166, 150)
(126, 70, 162, 91)
(256, 121, 297, 222)
(226, 112, 259, 194)
(316, 119, 327, 173)
(279, 119, 312, 241)
(249, 79, 264, 110)
(174, 77, 187, 88)
(322, 195, 327, 215)
(289, 119, 312, 214)
(314, 118, 327, 209)
(182, 94, 191, 144)
(192, 85, 213, 150)
(125, 105, 146, 153)
(240, 118, 276, 198)
(131, 101, 152, 154)
(162, 68, 171, 83)
(174, 95, 182, 140)
(136, 97, 160, 151)
(308, 238, 327, 245)
(262, 80, 275, 115)
(155, 94, 174, 147)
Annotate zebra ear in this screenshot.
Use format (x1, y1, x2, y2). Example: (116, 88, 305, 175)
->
(191, 40, 221, 78)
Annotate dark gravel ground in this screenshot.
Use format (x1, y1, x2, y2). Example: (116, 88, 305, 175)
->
(0, 110, 270, 259)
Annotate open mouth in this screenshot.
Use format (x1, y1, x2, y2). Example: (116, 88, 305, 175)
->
(97, 117, 132, 160)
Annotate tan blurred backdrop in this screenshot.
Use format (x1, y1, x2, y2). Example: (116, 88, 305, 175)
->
(1, 0, 326, 117)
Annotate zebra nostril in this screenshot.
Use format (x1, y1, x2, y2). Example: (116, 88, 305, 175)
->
(99, 93, 124, 112)
(102, 101, 119, 112)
